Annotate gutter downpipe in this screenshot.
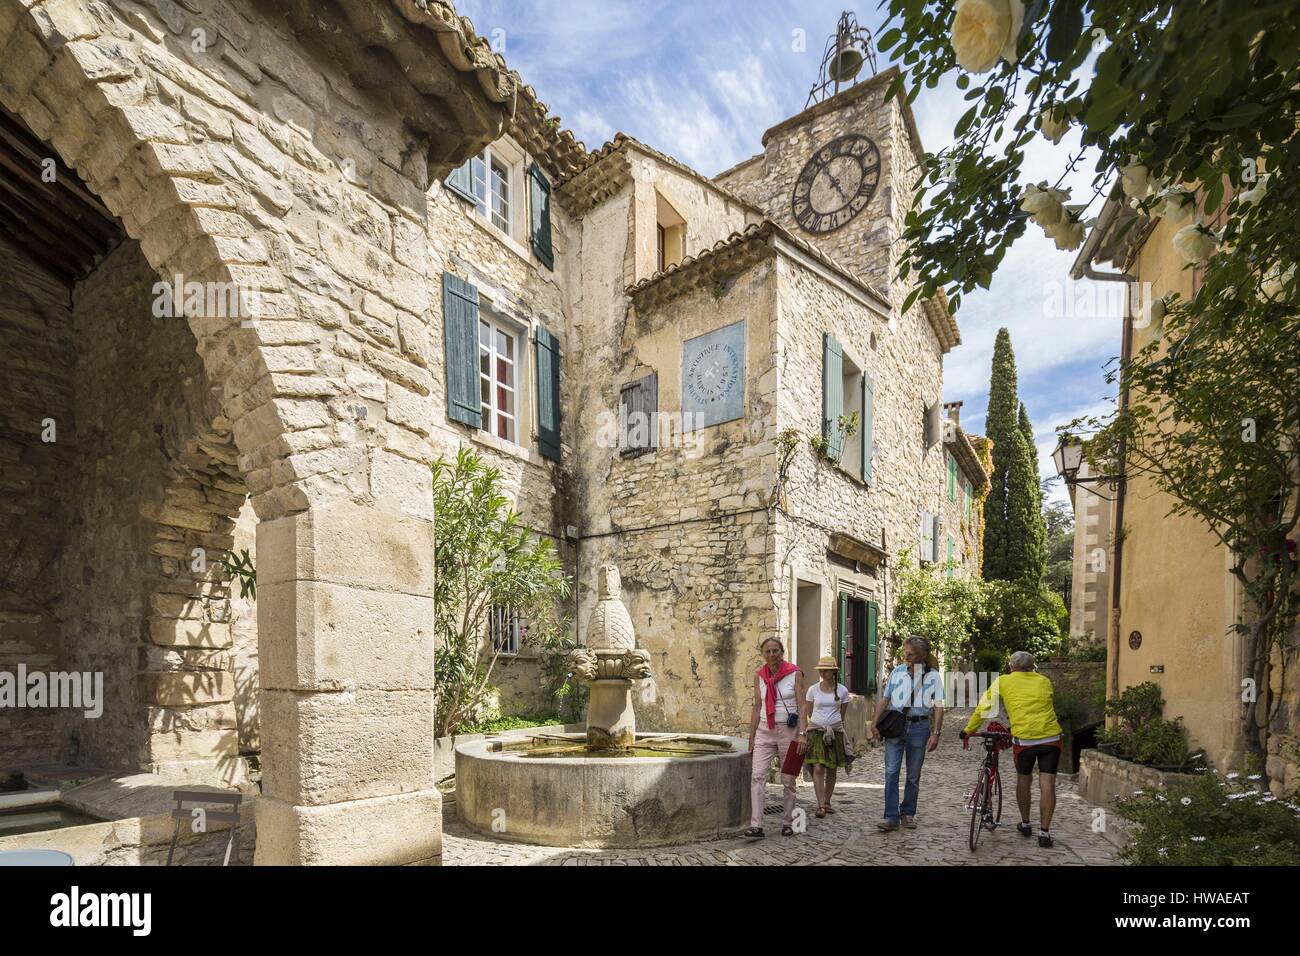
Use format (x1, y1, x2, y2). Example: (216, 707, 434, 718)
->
(1078, 259, 1133, 720)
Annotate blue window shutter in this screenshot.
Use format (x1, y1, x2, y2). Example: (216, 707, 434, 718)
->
(861, 371, 874, 484)
(948, 454, 957, 500)
(823, 333, 844, 460)
(535, 325, 561, 460)
(528, 163, 554, 270)
(446, 157, 476, 204)
(442, 272, 481, 428)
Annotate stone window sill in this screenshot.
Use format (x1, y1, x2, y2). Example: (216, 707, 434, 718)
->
(460, 197, 545, 272)
(468, 426, 551, 470)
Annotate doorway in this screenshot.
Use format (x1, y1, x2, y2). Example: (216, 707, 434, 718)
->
(795, 581, 823, 675)
(837, 595, 879, 696)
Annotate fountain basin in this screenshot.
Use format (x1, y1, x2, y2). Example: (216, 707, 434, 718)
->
(455, 733, 751, 848)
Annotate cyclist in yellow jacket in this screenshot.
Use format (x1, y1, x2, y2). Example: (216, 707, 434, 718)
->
(959, 651, 1063, 848)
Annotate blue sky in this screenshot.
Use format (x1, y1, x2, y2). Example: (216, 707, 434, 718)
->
(457, 1, 1125, 502)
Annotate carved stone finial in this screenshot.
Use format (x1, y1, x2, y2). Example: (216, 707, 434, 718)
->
(585, 563, 634, 651)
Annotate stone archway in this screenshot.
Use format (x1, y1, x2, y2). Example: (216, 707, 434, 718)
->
(0, 0, 511, 864)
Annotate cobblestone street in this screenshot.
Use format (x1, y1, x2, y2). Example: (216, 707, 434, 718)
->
(443, 717, 1122, 866)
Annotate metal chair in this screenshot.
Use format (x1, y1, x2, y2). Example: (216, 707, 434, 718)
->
(165, 789, 243, 866)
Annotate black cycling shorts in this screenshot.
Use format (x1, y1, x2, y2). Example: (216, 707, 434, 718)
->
(1013, 741, 1062, 775)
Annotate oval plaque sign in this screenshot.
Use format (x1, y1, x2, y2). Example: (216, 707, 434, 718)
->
(1128, 630, 1143, 650)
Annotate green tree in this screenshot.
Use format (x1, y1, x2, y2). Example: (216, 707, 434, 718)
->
(879, 0, 1300, 776)
(974, 579, 1066, 666)
(981, 329, 1046, 581)
(1041, 476, 1075, 612)
(432, 448, 572, 736)
(884, 558, 985, 664)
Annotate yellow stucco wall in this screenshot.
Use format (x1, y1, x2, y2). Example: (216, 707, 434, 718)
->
(1116, 217, 1247, 769)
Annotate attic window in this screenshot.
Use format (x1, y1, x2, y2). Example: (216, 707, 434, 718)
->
(655, 191, 686, 271)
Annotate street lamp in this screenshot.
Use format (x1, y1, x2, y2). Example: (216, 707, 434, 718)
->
(1051, 435, 1084, 484)
(1053, 434, 1123, 500)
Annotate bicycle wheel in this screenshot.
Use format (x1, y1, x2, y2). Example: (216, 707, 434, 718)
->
(991, 770, 1003, 825)
(968, 769, 987, 852)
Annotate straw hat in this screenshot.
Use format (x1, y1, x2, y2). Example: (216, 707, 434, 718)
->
(815, 655, 838, 671)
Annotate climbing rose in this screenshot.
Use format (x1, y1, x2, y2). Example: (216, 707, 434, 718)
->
(951, 0, 1025, 73)
(1172, 223, 1219, 265)
(1039, 105, 1070, 144)
(1119, 163, 1153, 200)
(1238, 173, 1269, 206)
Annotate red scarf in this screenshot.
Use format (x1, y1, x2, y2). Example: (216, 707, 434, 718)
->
(758, 661, 799, 729)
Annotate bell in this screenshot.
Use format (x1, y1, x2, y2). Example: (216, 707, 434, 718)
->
(828, 40, 864, 83)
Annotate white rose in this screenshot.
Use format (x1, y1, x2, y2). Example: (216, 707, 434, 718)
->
(1120, 163, 1152, 200)
(951, 0, 1026, 73)
(1238, 173, 1269, 206)
(1137, 294, 1166, 328)
(1020, 182, 1069, 227)
(1154, 189, 1194, 225)
(1172, 223, 1219, 265)
(1039, 106, 1070, 144)
(1046, 217, 1085, 251)
(1260, 263, 1295, 301)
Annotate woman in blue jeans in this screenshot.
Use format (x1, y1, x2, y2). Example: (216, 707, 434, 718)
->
(869, 636, 945, 831)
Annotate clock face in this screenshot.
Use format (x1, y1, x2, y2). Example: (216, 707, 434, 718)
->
(791, 134, 881, 234)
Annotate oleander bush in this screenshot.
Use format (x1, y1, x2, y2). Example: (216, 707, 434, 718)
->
(1115, 770, 1300, 866)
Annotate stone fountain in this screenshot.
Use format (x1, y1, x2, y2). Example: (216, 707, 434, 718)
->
(454, 563, 751, 848)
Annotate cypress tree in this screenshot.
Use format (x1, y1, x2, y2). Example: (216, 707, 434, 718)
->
(981, 330, 1047, 582)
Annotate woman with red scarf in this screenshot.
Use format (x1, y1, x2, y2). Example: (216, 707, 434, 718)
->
(744, 637, 805, 837)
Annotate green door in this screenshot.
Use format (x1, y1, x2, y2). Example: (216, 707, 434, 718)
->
(866, 601, 879, 694)
(836, 593, 849, 679)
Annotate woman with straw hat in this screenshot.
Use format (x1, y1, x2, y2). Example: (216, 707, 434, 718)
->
(799, 655, 851, 818)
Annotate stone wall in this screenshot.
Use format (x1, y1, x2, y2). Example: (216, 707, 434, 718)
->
(576, 257, 781, 734)
(64, 237, 244, 779)
(1267, 633, 1300, 798)
(0, 236, 74, 769)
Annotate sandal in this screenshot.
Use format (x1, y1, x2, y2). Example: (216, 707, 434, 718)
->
(742, 826, 764, 838)
(823, 805, 836, 815)
(815, 807, 826, 819)
(781, 825, 794, 836)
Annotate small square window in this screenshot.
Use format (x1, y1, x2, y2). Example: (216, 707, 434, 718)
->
(490, 605, 520, 655)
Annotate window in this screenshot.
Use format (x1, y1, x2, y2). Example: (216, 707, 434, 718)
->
(654, 191, 686, 273)
(489, 605, 521, 656)
(822, 333, 874, 484)
(947, 454, 958, 501)
(448, 140, 527, 243)
(489, 158, 510, 232)
(479, 315, 518, 443)
(919, 510, 941, 563)
(619, 372, 658, 456)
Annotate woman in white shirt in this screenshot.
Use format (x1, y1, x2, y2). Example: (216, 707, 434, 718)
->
(800, 655, 851, 818)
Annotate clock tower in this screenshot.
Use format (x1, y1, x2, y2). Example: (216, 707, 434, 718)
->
(713, 13, 927, 306)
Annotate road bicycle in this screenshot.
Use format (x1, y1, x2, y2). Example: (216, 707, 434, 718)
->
(961, 724, 1012, 852)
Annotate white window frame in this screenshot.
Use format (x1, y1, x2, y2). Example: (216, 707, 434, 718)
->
(465, 137, 528, 243)
(489, 605, 521, 656)
(479, 311, 522, 446)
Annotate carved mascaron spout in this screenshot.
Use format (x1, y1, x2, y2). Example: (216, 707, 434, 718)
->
(569, 564, 649, 750)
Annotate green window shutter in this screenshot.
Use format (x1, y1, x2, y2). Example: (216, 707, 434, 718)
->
(441, 272, 481, 428)
(865, 601, 879, 694)
(446, 157, 476, 204)
(836, 593, 849, 677)
(822, 333, 844, 460)
(964, 479, 973, 520)
(946, 454, 956, 500)
(861, 371, 874, 485)
(535, 325, 561, 461)
(528, 163, 554, 270)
